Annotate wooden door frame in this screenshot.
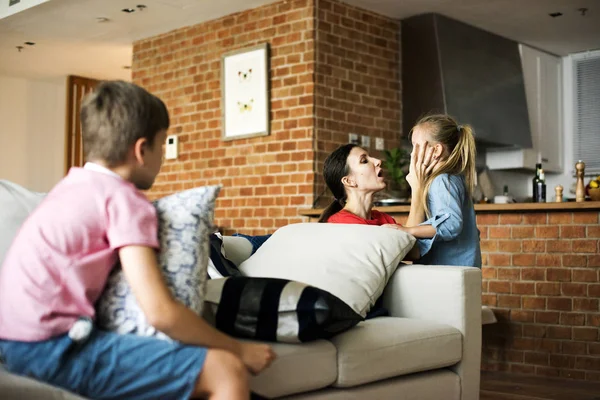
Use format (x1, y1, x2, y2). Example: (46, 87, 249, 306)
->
(64, 76, 99, 174)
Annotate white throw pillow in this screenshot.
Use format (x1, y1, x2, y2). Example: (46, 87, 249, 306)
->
(0, 180, 45, 266)
(96, 185, 220, 339)
(238, 223, 416, 317)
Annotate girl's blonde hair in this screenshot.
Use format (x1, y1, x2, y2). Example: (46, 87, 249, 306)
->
(410, 114, 477, 217)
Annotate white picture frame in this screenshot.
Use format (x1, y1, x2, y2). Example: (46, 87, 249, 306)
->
(222, 43, 270, 141)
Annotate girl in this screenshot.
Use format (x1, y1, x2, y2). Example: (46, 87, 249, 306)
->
(404, 114, 481, 267)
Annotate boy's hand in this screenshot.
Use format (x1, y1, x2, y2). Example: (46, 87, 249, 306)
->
(239, 342, 276, 375)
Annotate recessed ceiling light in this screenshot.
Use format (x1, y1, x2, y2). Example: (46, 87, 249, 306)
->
(24, 41, 35, 46)
(549, 12, 563, 18)
(122, 8, 135, 13)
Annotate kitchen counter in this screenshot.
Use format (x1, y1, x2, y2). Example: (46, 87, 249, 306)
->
(299, 201, 600, 217)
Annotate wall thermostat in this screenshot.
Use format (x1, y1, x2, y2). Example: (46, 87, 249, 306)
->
(165, 135, 178, 160)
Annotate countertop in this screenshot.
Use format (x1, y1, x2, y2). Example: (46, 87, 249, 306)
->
(299, 201, 600, 217)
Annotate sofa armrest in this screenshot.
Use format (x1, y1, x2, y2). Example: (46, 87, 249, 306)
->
(222, 236, 253, 267)
(0, 370, 86, 399)
(382, 264, 481, 400)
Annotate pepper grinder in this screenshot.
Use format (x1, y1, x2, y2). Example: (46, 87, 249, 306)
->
(554, 185, 564, 202)
(576, 160, 586, 202)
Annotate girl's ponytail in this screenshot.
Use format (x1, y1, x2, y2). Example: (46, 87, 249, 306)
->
(456, 124, 476, 196)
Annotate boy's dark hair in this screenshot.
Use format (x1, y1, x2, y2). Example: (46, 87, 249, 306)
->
(80, 80, 170, 166)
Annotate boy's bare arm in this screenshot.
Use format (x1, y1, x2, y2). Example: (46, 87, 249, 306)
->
(119, 245, 275, 374)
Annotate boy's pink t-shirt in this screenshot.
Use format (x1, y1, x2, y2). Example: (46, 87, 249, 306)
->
(0, 167, 159, 341)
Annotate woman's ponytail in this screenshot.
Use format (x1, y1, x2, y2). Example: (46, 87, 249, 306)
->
(318, 198, 344, 223)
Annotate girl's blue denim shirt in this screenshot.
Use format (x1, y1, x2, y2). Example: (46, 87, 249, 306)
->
(416, 173, 482, 268)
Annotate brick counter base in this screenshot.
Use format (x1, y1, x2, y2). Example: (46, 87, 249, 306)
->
(479, 211, 600, 381)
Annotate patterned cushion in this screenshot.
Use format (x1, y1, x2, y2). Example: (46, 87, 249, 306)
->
(205, 277, 363, 343)
(96, 186, 220, 339)
(207, 232, 242, 279)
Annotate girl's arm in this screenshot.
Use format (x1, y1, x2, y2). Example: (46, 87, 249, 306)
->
(405, 142, 438, 227)
(403, 224, 436, 238)
(382, 223, 436, 239)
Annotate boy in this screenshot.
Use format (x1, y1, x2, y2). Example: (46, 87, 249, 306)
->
(0, 81, 275, 399)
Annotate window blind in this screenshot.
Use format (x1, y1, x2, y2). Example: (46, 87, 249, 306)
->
(573, 52, 600, 175)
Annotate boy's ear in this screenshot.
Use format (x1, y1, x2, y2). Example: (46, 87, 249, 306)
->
(133, 137, 148, 165)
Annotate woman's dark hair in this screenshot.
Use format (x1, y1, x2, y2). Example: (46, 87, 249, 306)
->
(318, 143, 357, 222)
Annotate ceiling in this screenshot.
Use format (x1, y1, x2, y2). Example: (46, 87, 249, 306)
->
(346, 0, 600, 56)
(0, 0, 598, 81)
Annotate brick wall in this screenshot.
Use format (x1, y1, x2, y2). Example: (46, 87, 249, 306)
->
(479, 211, 600, 381)
(313, 0, 401, 206)
(133, 0, 316, 234)
(132, 0, 402, 232)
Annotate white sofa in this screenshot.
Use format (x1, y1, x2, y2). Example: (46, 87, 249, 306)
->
(224, 236, 482, 400)
(0, 180, 482, 399)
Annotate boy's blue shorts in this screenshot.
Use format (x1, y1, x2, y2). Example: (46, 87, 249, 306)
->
(0, 329, 207, 400)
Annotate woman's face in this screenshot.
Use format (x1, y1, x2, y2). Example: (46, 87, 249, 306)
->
(344, 146, 386, 192)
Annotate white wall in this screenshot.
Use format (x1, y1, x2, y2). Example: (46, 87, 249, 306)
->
(487, 55, 575, 202)
(0, 75, 66, 192)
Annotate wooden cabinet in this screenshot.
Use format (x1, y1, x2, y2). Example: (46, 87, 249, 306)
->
(486, 45, 563, 172)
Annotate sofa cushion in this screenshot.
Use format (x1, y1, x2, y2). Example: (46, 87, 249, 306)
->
(207, 233, 242, 279)
(96, 186, 220, 339)
(281, 369, 460, 400)
(249, 339, 338, 398)
(329, 317, 462, 387)
(222, 235, 253, 267)
(239, 223, 415, 317)
(0, 180, 45, 266)
(205, 277, 362, 343)
(232, 233, 272, 254)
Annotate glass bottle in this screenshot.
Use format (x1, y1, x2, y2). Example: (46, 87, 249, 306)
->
(536, 169, 547, 203)
(532, 163, 544, 203)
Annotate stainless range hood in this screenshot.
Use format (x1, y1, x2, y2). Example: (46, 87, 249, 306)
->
(401, 14, 532, 149)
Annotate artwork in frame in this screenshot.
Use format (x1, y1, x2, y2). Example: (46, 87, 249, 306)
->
(222, 43, 270, 141)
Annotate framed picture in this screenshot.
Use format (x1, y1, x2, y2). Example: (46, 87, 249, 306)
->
(221, 43, 270, 141)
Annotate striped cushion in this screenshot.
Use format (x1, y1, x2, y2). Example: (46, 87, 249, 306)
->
(205, 277, 363, 343)
(207, 233, 241, 279)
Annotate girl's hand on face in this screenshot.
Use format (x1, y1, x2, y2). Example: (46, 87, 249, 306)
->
(406, 142, 439, 189)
